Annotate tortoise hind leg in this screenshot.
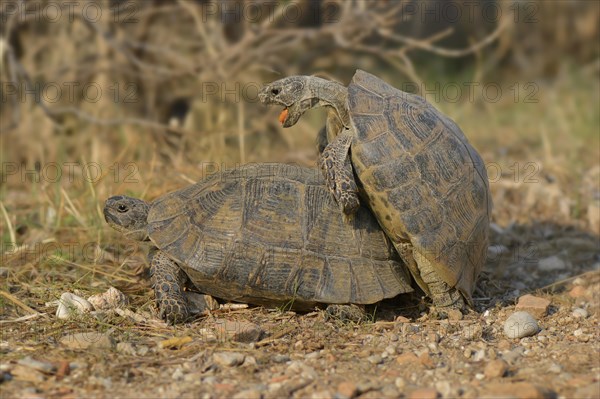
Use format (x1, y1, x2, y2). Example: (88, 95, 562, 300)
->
(319, 130, 360, 216)
(149, 248, 190, 324)
(413, 249, 465, 315)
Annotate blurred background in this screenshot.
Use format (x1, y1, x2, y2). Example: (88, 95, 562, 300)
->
(1, 1, 599, 302)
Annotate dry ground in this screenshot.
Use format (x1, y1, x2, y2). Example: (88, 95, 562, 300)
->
(1, 71, 599, 398)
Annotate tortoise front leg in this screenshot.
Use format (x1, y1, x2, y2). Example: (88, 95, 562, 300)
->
(148, 248, 190, 324)
(319, 129, 360, 216)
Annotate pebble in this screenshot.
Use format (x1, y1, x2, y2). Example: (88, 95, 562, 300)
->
(367, 355, 382, 365)
(572, 308, 588, 318)
(537, 255, 566, 271)
(548, 363, 562, 374)
(502, 346, 525, 364)
(16, 357, 56, 374)
(87, 287, 128, 310)
(504, 312, 539, 339)
(408, 387, 440, 399)
(484, 359, 508, 378)
(214, 319, 263, 343)
(10, 364, 46, 382)
(116, 342, 137, 356)
(233, 389, 262, 399)
(396, 352, 419, 366)
(446, 309, 463, 321)
(273, 354, 290, 364)
(213, 352, 245, 367)
(60, 331, 115, 350)
(568, 286, 586, 298)
(56, 293, 94, 319)
(336, 381, 358, 399)
(0, 267, 8, 278)
(434, 381, 452, 398)
(171, 367, 184, 381)
(487, 245, 509, 257)
(480, 382, 549, 399)
(515, 294, 551, 318)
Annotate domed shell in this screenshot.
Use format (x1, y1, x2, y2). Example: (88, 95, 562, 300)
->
(145, 164, 413, 310)
(347, 70, 492, 301)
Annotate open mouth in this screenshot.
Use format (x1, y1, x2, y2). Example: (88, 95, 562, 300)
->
(278, 108, 289, 125)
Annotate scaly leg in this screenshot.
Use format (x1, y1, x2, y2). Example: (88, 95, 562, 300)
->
(319, 130, 360, 216)
(413, 248, 465, 315)
(149, 248, 190, 324)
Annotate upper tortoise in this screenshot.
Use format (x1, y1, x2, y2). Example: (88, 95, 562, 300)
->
(104, 164, 412, 323)
(259, 70, 492, 312)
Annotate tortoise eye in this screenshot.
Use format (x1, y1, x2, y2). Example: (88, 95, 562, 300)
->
(271, 88, 280, 96)
(117, 204, 128, 213)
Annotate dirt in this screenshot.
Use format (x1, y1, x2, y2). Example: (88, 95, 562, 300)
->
(1, 222, 598, 399)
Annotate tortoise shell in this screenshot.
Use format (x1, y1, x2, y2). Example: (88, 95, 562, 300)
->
(146, 164, 412, 310)
(347, 70, 492, 301)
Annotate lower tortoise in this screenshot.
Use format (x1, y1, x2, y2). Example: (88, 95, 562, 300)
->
(104, 164, 413, 323)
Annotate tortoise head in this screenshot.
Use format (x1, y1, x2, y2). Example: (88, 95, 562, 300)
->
(103, 195, 150, 241)
(260, 75, 348, 128)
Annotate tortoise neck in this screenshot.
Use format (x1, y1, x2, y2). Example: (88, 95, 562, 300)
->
(307, 78, 350, 128)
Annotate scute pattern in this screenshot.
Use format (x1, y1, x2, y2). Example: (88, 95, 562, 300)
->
(347, 70, 491, 301)
(147, 164, 412, 309)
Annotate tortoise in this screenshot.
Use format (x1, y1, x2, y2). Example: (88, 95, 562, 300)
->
(259, 70, 492, 313)
(104, 163, 413, 323)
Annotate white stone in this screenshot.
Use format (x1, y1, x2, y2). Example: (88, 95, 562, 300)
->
(56, 293, 94, 319)
(504, 312, 539, 339)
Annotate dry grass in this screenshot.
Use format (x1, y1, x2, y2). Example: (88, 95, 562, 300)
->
(0, 2, 599, 396)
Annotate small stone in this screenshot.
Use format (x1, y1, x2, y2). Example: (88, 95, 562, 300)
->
(311, 390, 333, 399)
(481, 382, 549, 399)
(504, 312, 539, 339)
(573, 328, 584, 337)
(484, 359, 508, 378)
(0, 267, 8, 278)
(87, 287, 128, 310)
(213, 352, 245, 367)
(446, 309, 463, 321)
(136, 345, 149, 356)
(60, 332, 115, 350)
(16, 357, 56, 374)
(233, 389, 262, 399)
(409, 387, 439, 399)
(418, 352, 435, 368)
(395, 377, 407, 390)
(473, 349, 486, 362)
(9, 364, 46, 382)
(395, 316, 410, 323)
(538, 255, 566, 271)
(56, 293, 94, 319)
(294, 340, 305, 350)
(502, 346, 525, 364)
(568, 285, 587, 298)
(214, 319, 263, 343)
(434, 381, 452, 398)
(487, 245, 509, 257)
(367, 354, 383, 365)
(515, 294, 550, 318)
(116, 342, 137, 356)
(396, 352, 420, 365)
(548, 363, 562, 374)
(337, 381, 358, 398)
(273, 354, 290, 364)
(572, 308, 588, 318)
(171, 367, 184, 381)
